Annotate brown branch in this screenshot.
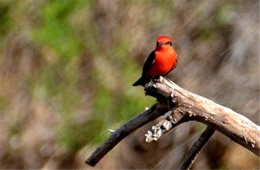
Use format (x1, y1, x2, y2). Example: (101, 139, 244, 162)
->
(86, 78, 260, 167)
(145, 78, 260, 156)
(86, 103, 169, 166)
(180, 126, 215, 169)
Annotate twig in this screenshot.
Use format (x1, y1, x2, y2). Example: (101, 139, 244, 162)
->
(86, 103, 169, 166)
(180, 126, 215, 169)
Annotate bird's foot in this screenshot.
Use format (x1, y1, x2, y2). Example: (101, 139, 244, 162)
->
(145, 76, 164, 94)
(144, 80, 155, 94)
(152, 75, 165, 84)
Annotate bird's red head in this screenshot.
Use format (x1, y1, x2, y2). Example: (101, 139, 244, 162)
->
(156, 35, 173, 50)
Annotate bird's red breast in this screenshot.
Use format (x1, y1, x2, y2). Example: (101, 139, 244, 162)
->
(133, 35, 178, 86)
(147, 45, 177, 78)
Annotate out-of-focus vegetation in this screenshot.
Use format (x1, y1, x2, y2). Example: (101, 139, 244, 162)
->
(0, 0, 259, 169)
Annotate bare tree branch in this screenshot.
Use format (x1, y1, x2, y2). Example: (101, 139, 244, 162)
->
(86, 78, 260, 167)
(85, 103, 169, 166)
(145, 78, 260, 156)
(180, 126, 215, 169)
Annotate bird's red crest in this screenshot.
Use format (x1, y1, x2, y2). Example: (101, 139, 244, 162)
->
(157, 35, 172, 43)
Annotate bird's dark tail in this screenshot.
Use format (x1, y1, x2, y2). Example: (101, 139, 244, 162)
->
(132, 76, 149, 86)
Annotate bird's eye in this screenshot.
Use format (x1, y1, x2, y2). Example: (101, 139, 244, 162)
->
(166, 41, 172, 46)
(157, 42, 163, 46)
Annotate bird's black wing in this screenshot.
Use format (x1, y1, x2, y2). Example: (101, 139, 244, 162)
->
(142, 50, 155, 76)
(132, 50, 155, 86)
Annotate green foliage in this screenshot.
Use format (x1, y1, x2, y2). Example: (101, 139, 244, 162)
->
(28, 0, 92, 153)
(33, 0, 82, 62)
(57, 119, 103, 153)
(25, 0, 155, 153)
(0, 2, 11, 37)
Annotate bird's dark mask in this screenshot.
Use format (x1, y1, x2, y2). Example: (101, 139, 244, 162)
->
(156, 41, 173, 46)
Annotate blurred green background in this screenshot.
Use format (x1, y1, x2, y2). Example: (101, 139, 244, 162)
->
(0, 0, 259, 169)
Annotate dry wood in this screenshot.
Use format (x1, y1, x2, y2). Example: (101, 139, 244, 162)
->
(145, 78, 260, 155)
(86, 78, 260, 167)
(145, 110, 185, 142)
(86, 103, 169, 166)
(180, 126, 215, 169)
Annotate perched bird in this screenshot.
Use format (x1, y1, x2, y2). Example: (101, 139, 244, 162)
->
(133, 35, 178, 86)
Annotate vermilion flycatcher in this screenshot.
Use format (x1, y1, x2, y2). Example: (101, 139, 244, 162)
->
(133, 35, 177, 86)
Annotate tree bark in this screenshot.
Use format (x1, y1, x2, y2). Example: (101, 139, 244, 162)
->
(145, 79, 260, 155)
(86, 79, 260, 167)
(86, 103, 169, 166)
(180, 126, 215, 169)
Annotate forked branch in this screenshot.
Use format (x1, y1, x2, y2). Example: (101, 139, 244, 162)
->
(86, 103, 169, 166)
(145, 78, 260, 156)
(85, 78, 260, 167)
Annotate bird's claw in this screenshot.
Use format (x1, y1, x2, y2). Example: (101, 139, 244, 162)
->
(152, 76, 165, 83)
(159, 76, 164, 83)
(144, 80, 154, 94)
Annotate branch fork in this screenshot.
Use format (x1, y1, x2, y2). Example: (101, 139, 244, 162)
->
(86, 78, 260, 168)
